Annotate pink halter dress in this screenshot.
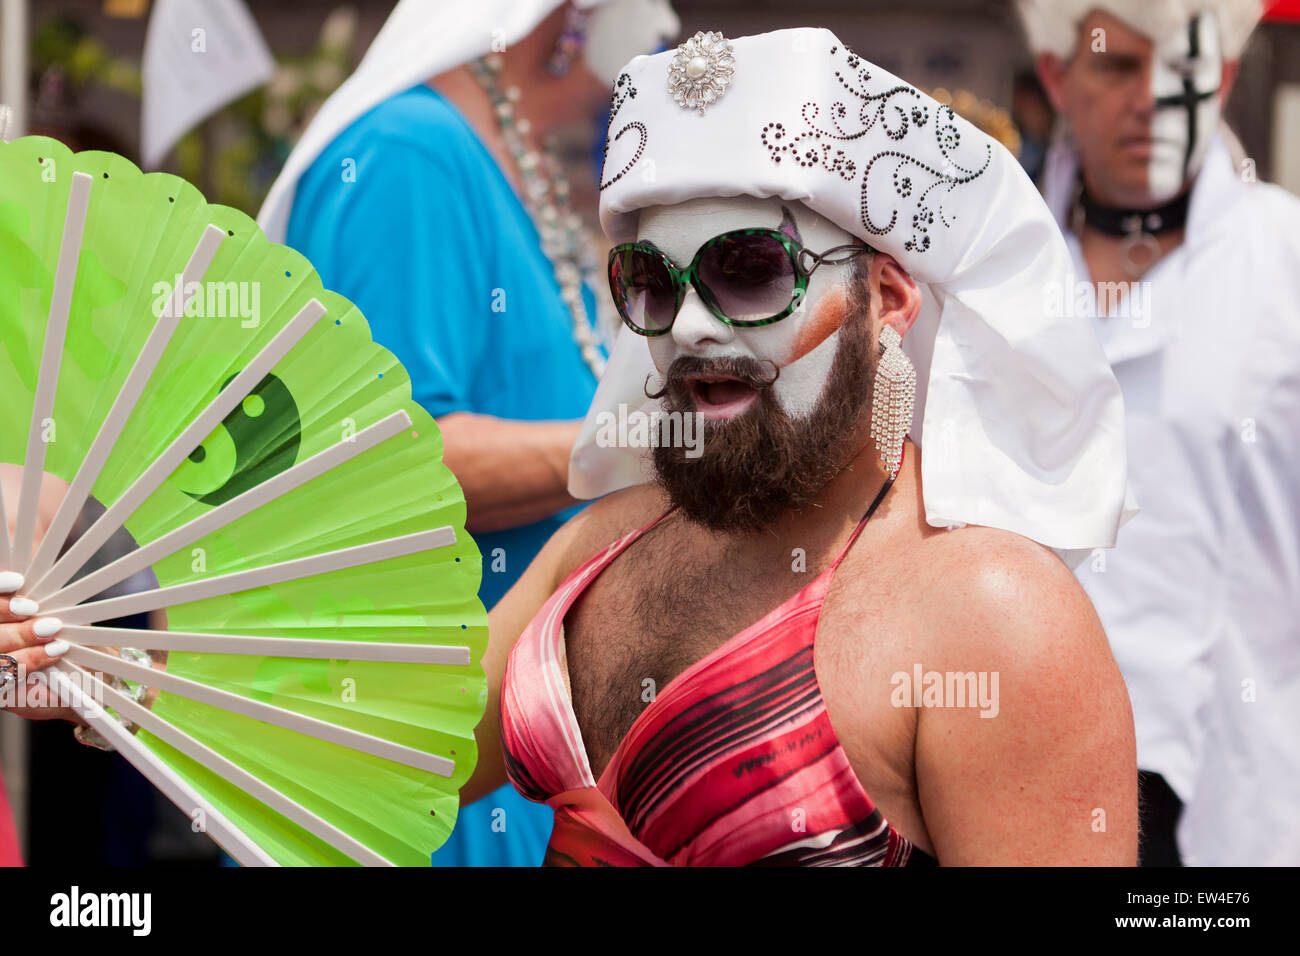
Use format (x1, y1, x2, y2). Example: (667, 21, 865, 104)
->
(498, 477, 935, 866)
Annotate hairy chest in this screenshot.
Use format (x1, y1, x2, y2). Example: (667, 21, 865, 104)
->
(562, 525, 817, 780)
(559, 524, 918, 799)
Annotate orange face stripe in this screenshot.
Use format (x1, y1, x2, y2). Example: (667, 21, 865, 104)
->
(784, 291, 850, 366)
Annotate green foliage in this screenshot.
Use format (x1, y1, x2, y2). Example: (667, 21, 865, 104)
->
(31, 8, 359, 216)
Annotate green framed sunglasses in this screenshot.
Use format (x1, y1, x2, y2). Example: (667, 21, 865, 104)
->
(607, 227, 874, 337)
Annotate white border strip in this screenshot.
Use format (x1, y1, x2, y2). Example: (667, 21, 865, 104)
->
(48, 663, 278, 867)
(27, 298, 327, 602)
(0, 459, 9, 569)
(25, 224, 227, 584)
(46, 410, 412, 608)
(61, 661, 395, 866)
(48, 526, 456, 624)
(12, 172, 92, 569)
(63, 645, 456, 777)
(60, 625, 472, 665)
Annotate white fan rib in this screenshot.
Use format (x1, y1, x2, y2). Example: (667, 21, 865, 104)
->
(26, 297, 327, 602)
(56, 662, 397, 866)
(48, 662, 280, 867)
(59, 624, 472, 665)
(0, 458, 8, 568)
(43, 409, 413, 609)
(25, 224, 227, 585)
(46, 526, 456, 626)
(63, 644, 457, 777)
(11, 171, 92, 570)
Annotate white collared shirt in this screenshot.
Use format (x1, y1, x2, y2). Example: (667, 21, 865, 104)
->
(1044, 132, 1300, 865)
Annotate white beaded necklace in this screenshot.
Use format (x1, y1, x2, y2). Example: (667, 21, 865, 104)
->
(469, 54, 608, 379)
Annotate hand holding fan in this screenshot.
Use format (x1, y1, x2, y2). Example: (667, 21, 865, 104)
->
(0, 134, 487, 866)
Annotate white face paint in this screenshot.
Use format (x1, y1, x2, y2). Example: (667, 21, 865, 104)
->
(584, 0, 681, 87)
(1148, 11, 1223, 201)
(636, 196, 862, 420)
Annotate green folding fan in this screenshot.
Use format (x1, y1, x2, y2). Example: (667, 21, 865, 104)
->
(0, 134, 487, 866)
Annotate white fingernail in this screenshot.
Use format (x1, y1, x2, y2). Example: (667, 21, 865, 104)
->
(33, 617, 63, 638)
(0, 571, 23, 593)
(44, 640, 68, 658)
(9, 597, 38, 616)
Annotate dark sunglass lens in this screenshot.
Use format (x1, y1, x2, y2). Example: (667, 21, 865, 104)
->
(697, 233, 797, 322)
(611, 248, 677, 332)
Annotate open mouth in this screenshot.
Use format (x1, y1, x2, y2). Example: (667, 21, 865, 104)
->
(685, 374, 761, 420)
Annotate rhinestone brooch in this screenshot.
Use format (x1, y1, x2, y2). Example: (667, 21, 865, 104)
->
(667, 31, 735, 116)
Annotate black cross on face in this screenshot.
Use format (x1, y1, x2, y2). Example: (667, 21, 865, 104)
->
(1149, 13, 1224, 192)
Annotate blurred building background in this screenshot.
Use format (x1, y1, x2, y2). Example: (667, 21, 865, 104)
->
(1, 0, 1297, 865)
(9, 0, 1300, 216)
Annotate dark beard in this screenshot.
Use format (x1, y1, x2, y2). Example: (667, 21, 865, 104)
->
(649, 305, 875, 534)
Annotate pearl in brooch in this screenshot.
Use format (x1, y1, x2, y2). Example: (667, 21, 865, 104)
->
(667, 31, 735, 116)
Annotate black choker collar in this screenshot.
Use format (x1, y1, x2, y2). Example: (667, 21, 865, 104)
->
(1077, 182, 1191, 238)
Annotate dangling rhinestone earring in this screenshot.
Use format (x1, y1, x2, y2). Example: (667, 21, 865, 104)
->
(870, 324, 916, 478)
(545, 5, 589, 77)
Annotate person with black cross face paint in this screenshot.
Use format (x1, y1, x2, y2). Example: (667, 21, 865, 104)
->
(1018, 0, 1300, 866)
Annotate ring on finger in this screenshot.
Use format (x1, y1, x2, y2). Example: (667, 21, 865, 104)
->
(0, 654, 17, 690)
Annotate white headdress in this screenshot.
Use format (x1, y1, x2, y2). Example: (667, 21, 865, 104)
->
(1016, 0, 1265, 60)
(574, 27, 1136, 556)
(257, 0, 597, 244)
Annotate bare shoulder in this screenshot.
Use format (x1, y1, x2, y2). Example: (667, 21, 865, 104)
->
(833, 447, 1110, 682)
(901, 524, 1137, 863)
(853, 443, 1125, 713)
(906, 522, 1107, 669)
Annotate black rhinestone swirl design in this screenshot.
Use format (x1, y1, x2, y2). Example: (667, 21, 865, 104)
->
(760, 42, 992, 253)
(599, 73, 646, 191)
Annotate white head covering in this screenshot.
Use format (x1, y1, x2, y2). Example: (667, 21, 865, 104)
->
(257, 0, 589, 243)
(573, 27, 1136, 556)
(1015, 0, 1265, 60)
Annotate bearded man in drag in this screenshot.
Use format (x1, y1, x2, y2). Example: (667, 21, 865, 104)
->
(460, 27, 1139, 866)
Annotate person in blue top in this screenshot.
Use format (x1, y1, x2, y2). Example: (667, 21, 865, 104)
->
(259, 0, 680, 865)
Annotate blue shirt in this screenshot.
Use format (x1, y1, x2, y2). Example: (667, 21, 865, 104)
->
(286, 84, 599, 866)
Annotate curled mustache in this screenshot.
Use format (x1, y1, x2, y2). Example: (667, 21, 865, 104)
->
(644, 355, 781, 402)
